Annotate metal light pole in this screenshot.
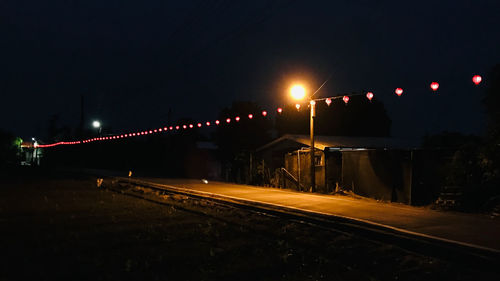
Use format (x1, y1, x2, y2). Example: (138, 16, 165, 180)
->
(290, 84, 317, 192)
(290, 80, 367, 193)
(309, 100, 316, 192)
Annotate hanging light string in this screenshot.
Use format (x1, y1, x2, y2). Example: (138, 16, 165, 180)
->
(35, 75, 483, 148)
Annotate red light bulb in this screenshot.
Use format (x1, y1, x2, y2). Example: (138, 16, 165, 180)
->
(366, 92, 374, 101)
(262, 111, 267, 116)
(395, 88, 403, 96)
(215, 120, 220, 125)
(295, 104, 301, 110)
(206, 122, 211, 126)
(277, 107, 283, 113)
(226, 118, 231, 123)
(472, 75, 482, 85)
(343, 96, 349, 104)
(235, 116, 240, 122)
(248, 114, 253, 119)
(325, 98, 332, 106)
(430, 82, 439, 91)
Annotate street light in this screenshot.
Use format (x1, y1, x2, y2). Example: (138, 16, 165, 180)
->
(290, 85, 306, 100)
(290, 84, 316, 192)
(92, 120, 102, 135)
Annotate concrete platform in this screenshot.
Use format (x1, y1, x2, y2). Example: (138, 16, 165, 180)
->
(134, 178, 500, 252)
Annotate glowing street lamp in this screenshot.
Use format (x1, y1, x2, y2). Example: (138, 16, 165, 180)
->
(92, 120, 102, 135)
(290, 85, 306, 100)
(290, 83, 316, 192)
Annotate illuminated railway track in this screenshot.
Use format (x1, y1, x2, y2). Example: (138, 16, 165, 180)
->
(106, 177, 500, 270)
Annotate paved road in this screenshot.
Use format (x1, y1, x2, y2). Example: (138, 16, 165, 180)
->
(135, 178, 500, 252)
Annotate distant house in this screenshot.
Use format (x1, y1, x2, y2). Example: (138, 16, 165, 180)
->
(256, 134, 440, 205)
(20, 141, 42, 166)
(184, 141, 221, 180)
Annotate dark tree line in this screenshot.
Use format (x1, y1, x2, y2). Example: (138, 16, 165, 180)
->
(276, 93, 391, 137)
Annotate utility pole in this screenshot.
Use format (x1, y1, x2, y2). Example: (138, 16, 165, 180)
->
(310, 100, 316, 192)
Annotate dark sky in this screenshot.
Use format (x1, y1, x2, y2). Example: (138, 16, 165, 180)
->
(1, 0, 499, 140)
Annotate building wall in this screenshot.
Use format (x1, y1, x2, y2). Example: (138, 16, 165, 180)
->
(341, 150, 412, 203)
(284, 150, 325, 192)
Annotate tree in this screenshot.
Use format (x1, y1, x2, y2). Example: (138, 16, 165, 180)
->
(479, 64, 500, 201)
(214, 101, 272, 157)
(0, 130, 22, 167)
(213, 101, 272, 183)
(484, 64, 500, 140)
(276, 93, 391, 137)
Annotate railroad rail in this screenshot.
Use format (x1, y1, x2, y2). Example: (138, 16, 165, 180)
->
(106, 176, 500, 270)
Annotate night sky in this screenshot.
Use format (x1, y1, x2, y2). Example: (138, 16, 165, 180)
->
(2, 0, 499, 140)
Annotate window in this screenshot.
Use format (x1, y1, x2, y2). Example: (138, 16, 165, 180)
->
(314, 155, 323, 166)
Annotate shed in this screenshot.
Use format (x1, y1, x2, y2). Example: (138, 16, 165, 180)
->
(256, 134, 427, 204)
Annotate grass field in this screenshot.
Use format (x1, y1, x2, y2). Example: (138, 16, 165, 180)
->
(0, 170, 498, 280)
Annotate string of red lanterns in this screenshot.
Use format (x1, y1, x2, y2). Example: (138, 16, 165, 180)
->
(37, 110, 271, 148)
(36, 75, 483, 148)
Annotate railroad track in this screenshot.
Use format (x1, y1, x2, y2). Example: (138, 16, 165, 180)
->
(105, 176, 500, 271)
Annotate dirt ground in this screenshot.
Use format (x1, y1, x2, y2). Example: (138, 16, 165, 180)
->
(0, 171, 498, 281)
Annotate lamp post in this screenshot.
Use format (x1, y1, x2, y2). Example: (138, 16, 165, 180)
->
(92, 120, 102, 136)
(309, 100, 316, 192)
(290, 85, 316, 192)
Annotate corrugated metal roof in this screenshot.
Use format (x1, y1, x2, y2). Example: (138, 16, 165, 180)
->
(257, 134, 420, 151)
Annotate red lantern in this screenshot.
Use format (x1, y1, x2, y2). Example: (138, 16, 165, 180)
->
(189, 124, 193, 128)
(472, 75, 482, 85)
(226, 118, 231, 123)
(176, 126, 180, 130)
(277, 107, 283, 113)
(430, 82, 439, 91)
(169, 126, 173, 130)
(154, 129, 157, 133)
(395, 88, 403, 96)
(366, 92, 374, 101)
(235, 116, 240, 122)
(158, 128, 162, 132)
(215, 120, 220, 125)
(343, 96, 349, 104)
(262, 111, 267, 117)
(248, 114, 253, 119)
(149, 130, 153, 134)
(295, 103, 301, 110)
(325, 98, 332, 106)
(206, 122, 211, 126)
(197, 123, 202, 127)
(182, 125, 187, 129)
(164, 127, 168, 131)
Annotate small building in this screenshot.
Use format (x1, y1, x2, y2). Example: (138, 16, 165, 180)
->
(184, 141, 221, 180)
(256, 134, 439, 205)
(20, 141, 42, 166)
